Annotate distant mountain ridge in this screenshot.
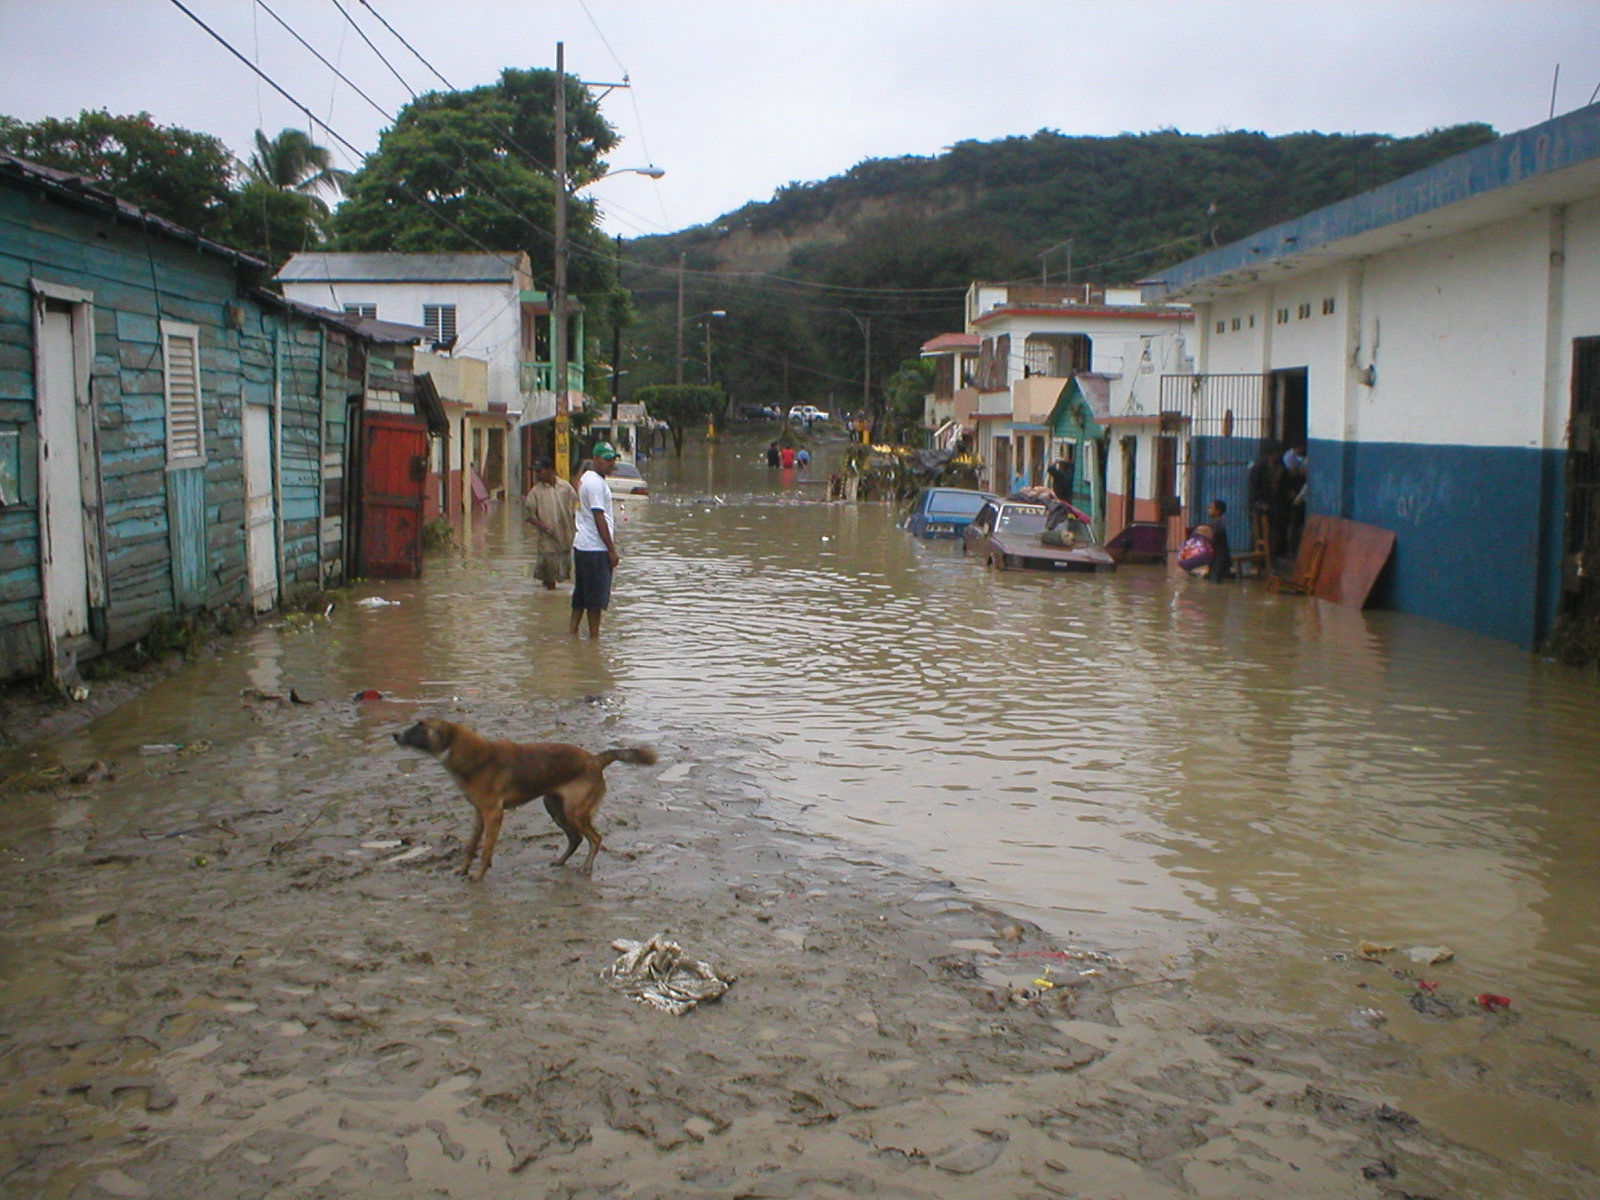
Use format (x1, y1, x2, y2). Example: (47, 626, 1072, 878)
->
(619, 123, 1499, 412)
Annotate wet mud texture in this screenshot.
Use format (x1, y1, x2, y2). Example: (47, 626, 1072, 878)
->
(0, 694, 1578, 1200)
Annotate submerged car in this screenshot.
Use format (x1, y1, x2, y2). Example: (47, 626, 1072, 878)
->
(961, 500, 1115, 572)
(902, 487, 999, 539)
(605, 461, 650, 502)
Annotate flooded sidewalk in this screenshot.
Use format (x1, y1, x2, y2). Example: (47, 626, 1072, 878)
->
(2, 437, 1598, 1198)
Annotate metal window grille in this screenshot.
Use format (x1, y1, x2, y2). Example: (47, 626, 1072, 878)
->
(1159, 373, 1269, 524)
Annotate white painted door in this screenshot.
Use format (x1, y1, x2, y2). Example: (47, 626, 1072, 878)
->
(244, 402, 277, 612)
(39, 302, 89, 639)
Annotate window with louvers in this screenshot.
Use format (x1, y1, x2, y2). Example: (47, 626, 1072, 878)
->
(161, 320, 205, 466)
(423, 304, 457, 346)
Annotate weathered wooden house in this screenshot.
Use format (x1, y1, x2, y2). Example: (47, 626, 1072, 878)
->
(0, 153, 439, 686)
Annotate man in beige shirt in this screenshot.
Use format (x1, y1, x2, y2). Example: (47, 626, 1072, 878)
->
(523, 458, 578, 590)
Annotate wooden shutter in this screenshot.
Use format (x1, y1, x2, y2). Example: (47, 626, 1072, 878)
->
(161, 320, 205, 466)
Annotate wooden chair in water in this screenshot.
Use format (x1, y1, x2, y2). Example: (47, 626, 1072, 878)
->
(1268, 536, 1326, 595)
(1231, 510, 1272, 578)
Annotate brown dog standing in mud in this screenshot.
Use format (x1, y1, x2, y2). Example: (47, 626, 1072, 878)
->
(393, 718, 657, 880)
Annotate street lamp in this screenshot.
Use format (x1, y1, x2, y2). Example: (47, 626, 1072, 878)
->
(551, 41, 665, 479)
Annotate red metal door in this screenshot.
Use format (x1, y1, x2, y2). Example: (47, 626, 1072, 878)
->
(360, 413, 427, 579)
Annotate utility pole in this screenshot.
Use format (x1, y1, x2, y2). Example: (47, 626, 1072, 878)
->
(552, 42, 570, 480)
(862, 315, 872, 438)
(673, 252, 686, 385)
(611, 233, 622, 423)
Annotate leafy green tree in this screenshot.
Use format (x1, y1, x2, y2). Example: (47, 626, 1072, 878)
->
(222, 181, 327, 270)
(882, 358, 934, 444)
(225, 128, 349, 268)
(636, 384, 723, 457)
(0, 109, 235, 237)
(246, 128, 350, 198)
(333, 68, 621, 305)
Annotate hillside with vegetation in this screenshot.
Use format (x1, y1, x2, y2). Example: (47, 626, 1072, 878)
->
(617, 124, 1497, 422)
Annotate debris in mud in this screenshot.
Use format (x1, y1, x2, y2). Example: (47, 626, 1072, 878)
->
(1407, 989, 1465, 1021)
(241, 686, 312, 706)
(1358, 940, 1396, 959)
(602, 934, 731, 1015)
(1475, 993, 1513, 1012)
(1406, 945, 1455, 964)
(356, 596, 401, 608)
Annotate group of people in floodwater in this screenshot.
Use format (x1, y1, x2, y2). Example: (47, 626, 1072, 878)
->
(765, 442, 811, 469)
(1177, 441, 1309, 581)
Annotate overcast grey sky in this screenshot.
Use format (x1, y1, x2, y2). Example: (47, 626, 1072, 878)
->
(3, 0, 1598, 239)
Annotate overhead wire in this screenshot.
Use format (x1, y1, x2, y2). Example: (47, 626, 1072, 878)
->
(357, 0, 453, 90)
(167, 0, 522, 274)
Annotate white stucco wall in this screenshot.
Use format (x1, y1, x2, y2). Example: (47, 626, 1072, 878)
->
(280, 279, 524, 413)
(1189, 199, 1600, 453)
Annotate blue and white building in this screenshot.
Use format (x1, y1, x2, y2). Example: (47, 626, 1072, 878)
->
(1147, 104, 1600, 648)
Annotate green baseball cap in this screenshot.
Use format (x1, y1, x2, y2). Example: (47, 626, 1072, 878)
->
(592, 441, 619, 460)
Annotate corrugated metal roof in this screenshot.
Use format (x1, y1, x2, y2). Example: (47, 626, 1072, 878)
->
(276, 251, 521, 284)
(0, 151, 268, 272)
(266, 295, 431, 344)
(921, 332, 980, 353)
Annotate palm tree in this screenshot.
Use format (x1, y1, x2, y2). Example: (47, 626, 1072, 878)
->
(245, 128, 350, 200)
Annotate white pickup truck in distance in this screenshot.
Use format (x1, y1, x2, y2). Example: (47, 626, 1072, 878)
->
(788, 405, 829, 423)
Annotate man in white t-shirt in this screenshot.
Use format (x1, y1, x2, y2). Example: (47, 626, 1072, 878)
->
(569, 441, 620, 638)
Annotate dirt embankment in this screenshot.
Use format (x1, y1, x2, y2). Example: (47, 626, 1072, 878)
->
(0, 691, 1570, 1200)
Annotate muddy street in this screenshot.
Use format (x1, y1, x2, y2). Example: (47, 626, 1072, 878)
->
(2, 432, 1598, 1200)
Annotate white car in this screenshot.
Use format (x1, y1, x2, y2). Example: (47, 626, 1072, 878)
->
(788, 404, 830, 423)
(605, 461, 650, 502)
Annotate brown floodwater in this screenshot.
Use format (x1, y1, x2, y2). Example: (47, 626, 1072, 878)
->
(13, 431, 1600, 1183)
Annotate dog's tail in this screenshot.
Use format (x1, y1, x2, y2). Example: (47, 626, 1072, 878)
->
(597, 745, 659, 769)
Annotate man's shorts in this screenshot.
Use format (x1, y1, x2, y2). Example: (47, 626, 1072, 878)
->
(571, 549, 613, 610)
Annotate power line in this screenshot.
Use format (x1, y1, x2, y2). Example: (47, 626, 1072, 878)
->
(326, 0, 415, 97)
(357, 0, 452, 90)
(168, 0, 521, 272)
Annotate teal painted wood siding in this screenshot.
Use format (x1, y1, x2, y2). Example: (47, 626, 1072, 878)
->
(0, 170, 355, 681)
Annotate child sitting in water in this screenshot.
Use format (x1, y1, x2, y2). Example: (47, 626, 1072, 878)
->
(1177, 525, 1215, 575)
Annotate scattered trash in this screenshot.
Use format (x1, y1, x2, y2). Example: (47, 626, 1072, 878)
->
(384, 845, 432, 864)
(69, 760, 114, 785)
(139, 743, 183, 755)
(602, 934, 731, 1015)
(1351, 1007, 1388, 1028)
(356, 596, 400, 608)
(361, 839, 405, 851)
(1406, 945, 1454, 964)
(1407, 989, 1463, 1020)
(1032, 967, 1056, 989)
(1475, 993, 1512, 1012)
(1358, 940, 1396, 960)
(67, 685, 89, 702)
(242, 687, 313, 706)
(177, 740, 211, 757)
(352, 689, 384, 702)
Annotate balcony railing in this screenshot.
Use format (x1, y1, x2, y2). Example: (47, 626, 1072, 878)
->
(520, 361, 586, 395)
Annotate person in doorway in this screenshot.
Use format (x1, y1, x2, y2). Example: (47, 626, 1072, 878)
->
(1246, 442, 1281, 560)
(569, 442, 620, 639)
(1280, 445, 1308, 559)
(1047, 456, 1074, 503)
(1205, 498, 1233, 583)
(523, 457, 577, 590)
